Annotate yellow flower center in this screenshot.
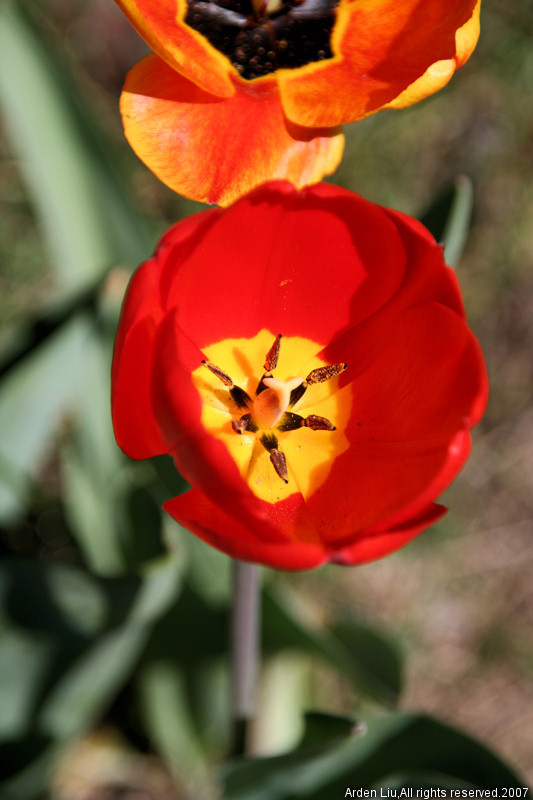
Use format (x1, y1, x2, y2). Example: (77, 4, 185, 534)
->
(192, 330, 351, 504)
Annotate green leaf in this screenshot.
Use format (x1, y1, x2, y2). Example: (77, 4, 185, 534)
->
(137, 660, 208, 779)
(331, 621, 404, 707)
(297, 711, 362, 751)
(185, 531, 232, 604)
(0, 315, 93, 524)
(0, 270, 106, 377)
(0, 1, 148, 294)
(62, 330, 168, 576)
(60, 331, 130, 575)
(419, 176, 474, 269)
(140, 582, 231, 755)
(441, 176, 474, 269)
(0, 739, 59, 800)
(263, 589, 404, 706)
(223, 714, 524, 800)
(39, 554, 182, 740)
(0, 628, 55, 740)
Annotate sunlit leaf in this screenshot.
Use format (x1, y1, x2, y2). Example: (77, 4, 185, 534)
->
(0, 316, 92, 524)
(0, 1, 148, 294)
(137, 660, 207, 779)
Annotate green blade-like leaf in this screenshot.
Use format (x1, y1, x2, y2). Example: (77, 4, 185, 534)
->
(223, 713, 524, 800)
(441, 175, 474, 269)
(39, 554, 182, 740)
(0, 629, 55, 741)
(419, 176, 474, 269)
(263, 589, 404, 706)
(0, 1, 148, 293)
(137, 660, 208, 780)
(0, 315, 93, 523)
(297, 711, 362, 751)
(331, 621, 403, 707)
(61, 331, 131, 575)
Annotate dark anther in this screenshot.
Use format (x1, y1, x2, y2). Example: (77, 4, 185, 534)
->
(269, 448, 289, 483)
(277, 411, 335, 431)
(289, 381, 306, 407)
(230, 385, 252, 409)
(203, 360, 233, 387)
(264, 333, 282, 371)
(305, 363, 347, 384)
(277, 411, 304, 432)
(232, 413, 258, 434)
(304, 414, 335, 431)
(260, 433, 288, 482)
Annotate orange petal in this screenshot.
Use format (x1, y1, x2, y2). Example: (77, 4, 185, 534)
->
(115, 0, 234, 97)
(121, 55, 344, 206)
(278, 0, 480, 128)
(385, 0, 481, 110)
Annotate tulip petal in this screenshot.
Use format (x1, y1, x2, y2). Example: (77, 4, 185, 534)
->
(112, 209, 219, 459)
(303, 303, 486, 538)
(165, 488, 328, 570)
(161, 181, 406, 347)
(331, 503, 447, 565)
(121, 56, 344, 206)
(386, 0, 481, 110)
(114, 0, 234, 97)
(320, 209, 466, 382)
(278, 0, 480, 128)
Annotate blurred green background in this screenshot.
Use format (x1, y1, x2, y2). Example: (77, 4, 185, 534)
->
(0, 0, 531, 797)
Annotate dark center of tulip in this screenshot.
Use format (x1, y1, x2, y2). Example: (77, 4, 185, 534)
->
(203, 333, 346, 483)
(185, 0, 339, 80)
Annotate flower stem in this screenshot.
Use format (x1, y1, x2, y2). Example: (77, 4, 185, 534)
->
(230, 559, 261, 756)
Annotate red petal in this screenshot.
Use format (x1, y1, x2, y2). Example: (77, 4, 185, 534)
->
(165, 488, 328, 571)
(111, 209, 219, 459)
(163, 182, 407, 350)
(305, 304, 487, 538)
(331, 504, 447, 565)
(121, 56, 344, 206)
(321, 207, 465, 381)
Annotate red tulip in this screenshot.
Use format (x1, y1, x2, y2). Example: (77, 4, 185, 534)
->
(115, 0, 481, 205)
(112, 181, 487, 570)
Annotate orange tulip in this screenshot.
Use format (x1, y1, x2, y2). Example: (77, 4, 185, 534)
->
(116, 0, 481, 205)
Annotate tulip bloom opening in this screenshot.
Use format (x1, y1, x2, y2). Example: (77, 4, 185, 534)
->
(111, 181, 488, 570)
(198, 332, 347, 487)
(115, 0, 481, 205)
